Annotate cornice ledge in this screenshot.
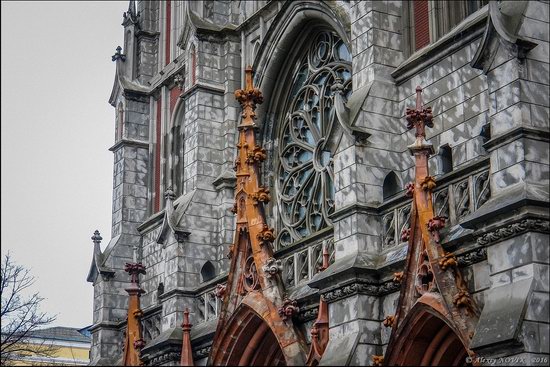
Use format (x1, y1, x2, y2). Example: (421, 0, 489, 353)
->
(180, 81, 225, 100)
(482, 126, 550, 152)
(461, 182, 550, 230)
(108, 138, 149, 152)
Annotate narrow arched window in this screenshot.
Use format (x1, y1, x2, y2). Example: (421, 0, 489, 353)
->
(190, 44, 197, 85)
(201, 261, 216, 282)
(383, 172, 401, 200)
(116, 102, 124, 141)
(438, 145, 453, 175)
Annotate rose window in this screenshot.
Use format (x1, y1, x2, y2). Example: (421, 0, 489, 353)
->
(276, 31, 351, 247)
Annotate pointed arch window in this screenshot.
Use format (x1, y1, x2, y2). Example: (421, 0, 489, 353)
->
(116, 102, 124, 141)
(383, 171, 401, 200)
(200, 261, 216, 282)
(276, 31, 352, 247)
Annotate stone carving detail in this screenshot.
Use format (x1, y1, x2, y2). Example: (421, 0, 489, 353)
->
(194, 346, 211, 359)
(251, 186, 271, 204)
(149, 352, 181, 365)
(415, 250, 436, 296)
(383, 211, 396, 248)
(401, 227, 411, 242)
(321, 280, 401, 303)
(256, 225, 275, 247)
(433, 188, 450, 219)
(246, 145, 267, 164)
(457, 248, 487, 267)
(454, 179, 470, 220)
(372, 355, 384, 366)
(473, 170, 490, 209)
(243, 256, 260, 292)
(438, 252, 458, 271)
(282, 256, 295, 287)
(398, 204, 412, 239)
(393, 272, 404, 283)
(196, 289, 220, 322)
(405, 182, 415, 197)
(278, 298, 300, 321)
(262, 258, 281, 279)
(383, 315, 395, 328)
(427, 216, 447, 243)
(142, 313, 161, 343)
(214, 284, 226, 298)
(276, 31, 352, 247)
(421, 176, 437, 191)
(476, 219, 550, 246)
(297, 307, 319, 322)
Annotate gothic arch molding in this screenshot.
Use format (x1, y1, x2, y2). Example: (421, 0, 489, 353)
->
(385, 293, 470, 366)
(253, 1, 351, 137)
(167, 96, 185, 196)
(209, 291, 305, 366)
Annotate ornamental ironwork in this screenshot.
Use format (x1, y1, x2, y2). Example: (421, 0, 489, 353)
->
(276, 31, 352, 247)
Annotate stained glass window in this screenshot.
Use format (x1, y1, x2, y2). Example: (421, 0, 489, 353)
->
(276, 31, 351, 248)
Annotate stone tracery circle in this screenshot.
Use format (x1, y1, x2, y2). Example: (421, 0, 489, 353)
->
(276, 31, 351, 247)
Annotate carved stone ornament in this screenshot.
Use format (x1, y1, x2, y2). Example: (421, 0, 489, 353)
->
(251, 186, 271, 205)
(278, 298, 299, 321)
(405, 182, 415, 197)
(401, 227, 411, 242)
(246, 145, 267, 164)
(476, 218, 550, 246)
(393, 272, 404, 283)
(256, 225, 275, 246)
(383, 315, 395, 328)
(372, 355, 384, 366)
(243, 256, 260, 292)
(214, 284, 226, 299)
(453, 290, 476, 316)
(427, 216, 447, 243)
(262, 258, 281, 279)
(420, 175, 437, 191)
(438, 252, 458, 271)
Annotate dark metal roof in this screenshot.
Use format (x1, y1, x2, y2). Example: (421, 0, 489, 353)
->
(29, 326, 91, 343)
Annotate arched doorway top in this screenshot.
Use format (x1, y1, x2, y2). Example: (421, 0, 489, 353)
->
(386, 293, 470, 366)
(209, 292, 305, 366)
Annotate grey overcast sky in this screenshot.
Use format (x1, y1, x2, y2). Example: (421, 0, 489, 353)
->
(2, 1, 128, 328)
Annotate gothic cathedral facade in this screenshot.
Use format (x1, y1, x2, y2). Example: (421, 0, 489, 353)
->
(88, 1, 550, 365)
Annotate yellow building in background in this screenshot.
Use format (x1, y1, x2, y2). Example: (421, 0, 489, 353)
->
(11, 326, 91, 366)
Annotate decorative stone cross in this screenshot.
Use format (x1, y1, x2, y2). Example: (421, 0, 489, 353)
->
(405, 86, 433, 138)
(112, 46, 126, 62)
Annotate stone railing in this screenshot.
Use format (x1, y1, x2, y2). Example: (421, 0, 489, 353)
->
(196, 286, 221, 323)
(279, 238, 335, 288)
(382, 168, 490, 249)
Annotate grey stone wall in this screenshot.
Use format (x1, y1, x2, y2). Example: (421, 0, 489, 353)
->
(91, 1, 549, 365)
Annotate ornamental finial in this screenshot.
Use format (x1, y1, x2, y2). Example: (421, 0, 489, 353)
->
(91, 230, 102, 245)
(234, 67, 263, 127)
(406, 86, 433, 138)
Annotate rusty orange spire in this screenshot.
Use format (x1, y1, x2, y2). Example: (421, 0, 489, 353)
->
(383, 86, 480, 365)
(180, 308, 194, 366)
(306, 244, 331, 366)
(209, 66, 307, 365)
(122, 261, 146, 366)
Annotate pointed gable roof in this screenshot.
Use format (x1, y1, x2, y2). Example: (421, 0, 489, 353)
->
(382, 87, 480, 365)
(208, 67, 307, 365)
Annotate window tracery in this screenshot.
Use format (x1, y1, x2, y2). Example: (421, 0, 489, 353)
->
(276, 31, 351, 247)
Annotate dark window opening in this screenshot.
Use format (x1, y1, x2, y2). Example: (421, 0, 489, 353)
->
(201, 261, 216, 282)
(438, 145, 453, 175)
(383, 171, 401, 200)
